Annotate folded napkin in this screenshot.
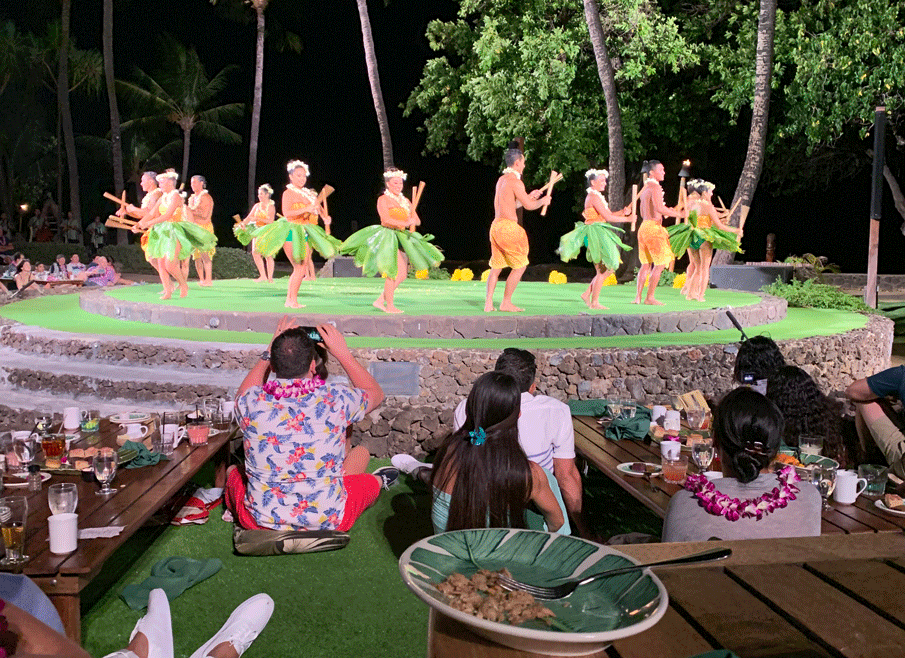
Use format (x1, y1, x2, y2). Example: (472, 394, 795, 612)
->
(605, 406, 652, 441)
(121, 440, 161, 469)
(79, 526, 124, 539)
(566, 399, 611, 417)
(120, 556, 222, 611)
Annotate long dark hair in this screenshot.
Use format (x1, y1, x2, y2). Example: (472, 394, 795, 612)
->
(733, 335, 786, 384)
(431, 372, 531, 531)
(714, 388, 784, 484)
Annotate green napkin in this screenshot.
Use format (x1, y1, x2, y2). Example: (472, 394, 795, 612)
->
(605, 406, 652, 441)
(566, 399, 611, 417)
(121, 557, 222, 610)
(121, 440, 161, 469)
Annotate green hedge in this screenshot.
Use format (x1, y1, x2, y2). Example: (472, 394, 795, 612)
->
(12, 242, 89, 266)
(98, 244, 257, 279)
(762, 278, 875, 313)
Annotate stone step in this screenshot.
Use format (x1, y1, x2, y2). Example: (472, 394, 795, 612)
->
(0, 347, 239, 403)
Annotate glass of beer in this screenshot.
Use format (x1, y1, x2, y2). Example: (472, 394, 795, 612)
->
(0, 496, 29, 565)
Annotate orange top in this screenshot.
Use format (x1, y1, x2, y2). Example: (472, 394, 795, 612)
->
(582, 207, 602, 223)
(158, 191, 184, 222)
(282, 187, 318, 225)
(251, 201, 273, 227)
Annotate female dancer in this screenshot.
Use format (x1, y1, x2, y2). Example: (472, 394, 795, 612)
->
(235, 184, 276, 283)
(118, 171, 162, 275)
(132, 170, 215, 299)
(430, 371, 565, 534)
(557, 169, 632, 309)
(683, 180, 741, 301)
(186, 175, 217, 286)
(252, 161, 339, 308)
(341, 168, 442, 313)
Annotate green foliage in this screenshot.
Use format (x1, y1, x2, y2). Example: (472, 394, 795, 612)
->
(782, 253, 840, 283)
(405, 0, 699, 184)
(632, 265, 675, 287)
(13, 241, 88, 266)
(762, 278, 874, 313)
(98, 244, 156, 274)
(408, 263, 451, 280)
(879, 301, 905, 336)
(211, 247, 257, 279)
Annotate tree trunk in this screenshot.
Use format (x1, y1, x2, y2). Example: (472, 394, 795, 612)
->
(103, 0, 127, 245)
(57, 0, 81, 230)
(247, 4, 266, 208)
(356, 0, 394, 170)
(713, 0, 777, 266)
(582, 0, 635, 278)
(181, 126, 191, 185)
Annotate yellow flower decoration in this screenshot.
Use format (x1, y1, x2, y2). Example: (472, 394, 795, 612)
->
(458, 268, 474, 281)
(548, 270, 567, 284)
(480, 269, 491, 282)
(603, 273, 618, 286)
(673, 273, 686, 289)
(415, 270, 429, 280)
(450, 269, 460, 281)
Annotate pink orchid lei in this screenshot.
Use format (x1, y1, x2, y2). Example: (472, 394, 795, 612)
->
(684, 465, 800, 521)
(263, 376, 325, 400)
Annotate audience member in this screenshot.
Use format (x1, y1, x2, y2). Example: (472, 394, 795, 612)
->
(28, 210, 43, 242)
(13, 260, 32, 289)
(662, 387, 821, 542)
(66, 254, 86, 277)
(3, 253, 24, 278)
(76, 255, 117, 287)
(49, 254, 68, 279)
(733, 335, 786, 394)
(0, 227, 12, 260)
(88, 215, 106, 252)
(63, 211, 81, 244)
(32, 262, 48, 282)
(429, 371, 566, 534)
(766, 365, 846, 466)
(225, 317, 396, 533)
(846, 366, 905, 480)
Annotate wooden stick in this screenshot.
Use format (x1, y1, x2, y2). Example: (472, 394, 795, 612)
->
(540, 170, 561, 217)
(107, 214, 136, 226)
(106, 218, 141, 232)
(232, 214, 243, 223)
(316, 185, 334, 234)
(104, 191, 126, 206)
(629, 184, 639, 232)
(409, 182, 426, 231)
(717, 195, 728, 211)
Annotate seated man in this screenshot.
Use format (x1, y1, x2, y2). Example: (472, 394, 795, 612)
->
(66, 253, 86, 277)
(226, 318, 397, 533)
(846, 366, 905, 479)
(48, 254, 68, 279)
(0, 227, 13, 260)
(76, 255, 117, 287)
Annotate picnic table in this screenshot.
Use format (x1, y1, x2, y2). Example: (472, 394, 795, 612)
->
(572, 415, 905, 535)
(427, 532, 905, 658)
(2, 417, 233, 641)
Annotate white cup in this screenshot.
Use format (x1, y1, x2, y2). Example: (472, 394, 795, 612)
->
(161, 424, 187, 446)
(834, 470, 868, 505)
(48, 512, 78, 554)
(663, 410, 681, 432)
(63, 407, 85, 430)
(703, 471, 723, 481)
(220, 399, 235, 416)
(660, 440, 682, 461)
(119, 423, 149, 439)
(651, 405, 667, 426)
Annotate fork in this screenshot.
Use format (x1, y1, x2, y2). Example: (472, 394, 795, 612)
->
(497, 547, 731, 600)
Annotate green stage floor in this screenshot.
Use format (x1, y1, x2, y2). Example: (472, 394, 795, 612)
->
(0, 286, 868, 349)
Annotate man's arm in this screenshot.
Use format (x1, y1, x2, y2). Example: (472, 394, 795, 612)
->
(512, 181, 551, 212)
(846, 378, 877, 403)
(318, 324, 384, 413)
(553, 458, 582, 516)
(652, 185, 681, 219)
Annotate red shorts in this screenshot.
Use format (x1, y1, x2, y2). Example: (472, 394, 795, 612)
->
(225, 466, 380, 532)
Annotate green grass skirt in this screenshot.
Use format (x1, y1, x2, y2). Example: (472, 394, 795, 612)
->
(250, 218, 341, 262)
(232, 224, 254, 246)
(340, 225, 444, 278)
(558, 221, 631, 271)
(145, 222, 217, 261)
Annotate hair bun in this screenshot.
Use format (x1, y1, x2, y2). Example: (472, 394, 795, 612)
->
(507, 139, 521, 150)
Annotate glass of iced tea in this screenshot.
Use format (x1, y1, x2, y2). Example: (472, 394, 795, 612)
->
(0, 496, 28, 565)
(41, 434, 66, 460)
(662, 456, 689, 484)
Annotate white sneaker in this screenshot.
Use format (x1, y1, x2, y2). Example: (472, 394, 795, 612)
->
(391, 454, 432, 476)
(189, 593, 274, 658)
(128, 588, 174, 658)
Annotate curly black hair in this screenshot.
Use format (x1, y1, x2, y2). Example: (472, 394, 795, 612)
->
(733, 335, 786, 384)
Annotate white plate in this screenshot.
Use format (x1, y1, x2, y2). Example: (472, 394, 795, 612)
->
(4, 471, 51, 487)
(617, 462, 662, 477)
(874, 499, 905, 517)
(108, 412, 152, 424)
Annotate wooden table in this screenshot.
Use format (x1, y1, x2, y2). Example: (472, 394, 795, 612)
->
(428, 532, 905, 658)
(2, 418, 232, 640)
(572, 415, 905, 535)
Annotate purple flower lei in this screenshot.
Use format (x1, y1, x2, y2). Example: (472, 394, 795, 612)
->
(684, 465, 800, 522)
(262, 376, 325, 400)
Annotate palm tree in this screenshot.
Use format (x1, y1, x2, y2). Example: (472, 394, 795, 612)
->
(102, 0, 126, 243)
(118, 35, 244, 182)
(356, 0, 394, 170)
(58, 0, 82, 229)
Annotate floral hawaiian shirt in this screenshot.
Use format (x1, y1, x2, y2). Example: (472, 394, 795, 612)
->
(236, 380, 369, 531)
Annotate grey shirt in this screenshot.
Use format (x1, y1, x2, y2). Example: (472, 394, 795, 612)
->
(662, 474, 822, 543)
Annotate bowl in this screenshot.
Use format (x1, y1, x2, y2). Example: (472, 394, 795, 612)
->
(399, 529, 668, 656)
(777, 449, 839, 480)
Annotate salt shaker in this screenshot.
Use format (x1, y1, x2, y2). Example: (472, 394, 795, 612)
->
(28, 464, 42, 492)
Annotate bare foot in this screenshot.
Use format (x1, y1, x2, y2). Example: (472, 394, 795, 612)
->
(373, 299, 386, 312)
(383, 305, 404, 314)
(692, 295, 705, 302)
(581, 289, 591, 305)
(644, 298, 664, 306)
(252, 277, 265, 283)
(179, 285, 188, 298)
(498, 302, 524, 312)
(589, 303, 608, 310)
(631, 297, 642, 305)
(160, 289, 172, 300)
(285, 300, 305, 309)
(484, 302, 496, 312)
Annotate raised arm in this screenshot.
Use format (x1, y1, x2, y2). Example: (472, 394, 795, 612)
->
(513, 181, 552, 212)
(705, 200, 740, 233)
(317, 323, 384, 413)
(587, 193, 632, 224)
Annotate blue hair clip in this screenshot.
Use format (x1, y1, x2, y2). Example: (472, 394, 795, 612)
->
(469, 427, 486, 446)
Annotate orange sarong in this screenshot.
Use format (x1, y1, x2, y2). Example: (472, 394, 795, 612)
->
(489, 218, 529, 270)
(637, 219, 672, 266)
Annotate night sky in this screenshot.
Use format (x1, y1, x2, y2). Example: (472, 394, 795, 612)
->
(4, 0, 904, 273)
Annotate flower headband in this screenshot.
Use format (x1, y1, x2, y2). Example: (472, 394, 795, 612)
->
(156, 170, 179, 183)
(468, 427, 486, 446)
(258, 184, 273, 195)
(688, 178, 715, 192)
(286, 160, 310, 176)
(585, 168, 608, 180)
(383, 169, 408, 181)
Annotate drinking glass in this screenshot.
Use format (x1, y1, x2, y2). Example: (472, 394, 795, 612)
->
(799, 435, 824, 457)
(607, 400, 623, 420)
(686, 408, 707, 430)
(41, 434, 66, 460)
(34, 415, 53, 436)
(858, 464, 889, 498)
(13, 435, 35, 470)
(48, 483, 78, 515)
(813, 465, 837, 510)
(94, 448, 118, 495)
(618, 399, 636, 421)
(0, 496, 28, 565)
(692, 439, 715, 473)
(662, 456, 689, 484)
(80, 410, 100, 433)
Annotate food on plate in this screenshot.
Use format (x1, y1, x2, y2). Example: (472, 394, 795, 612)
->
(69, 447, 98, 460)
(629, 462, 660, 474)
(651, 426, 666, 440)
(883, 493, 905, 511)
(73, 459, 90, 471)
(773, 453, 804, 468)
(45, 458, 61, 470)
(435, 569, 554, 626)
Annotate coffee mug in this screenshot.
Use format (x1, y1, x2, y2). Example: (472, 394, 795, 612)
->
(660, 440, 682, 460)
(161, 424, 187, 445)
(63, 407, 85, 430)
(48, 512, 78, 554)
(663, 410, 681, 432)
(119, 423, 149, 439)
(834, 470, 867, 505)
(651, 405, 667, 426)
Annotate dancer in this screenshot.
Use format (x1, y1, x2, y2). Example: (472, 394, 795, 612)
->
(252, 161, 339, 308)
(117, 171, 163, 274)
(341, 168, 443, 314)
(685, 180, 741, 301)
(633, 160, 683, 306)
(132, 170, 215, 300)
(236, 184, 276, 283)
(484, 144, 551, 312)
(186, 175, 217, 287)
(558, 169, 632, 309)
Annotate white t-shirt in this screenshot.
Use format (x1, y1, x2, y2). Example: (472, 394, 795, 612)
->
(454, 392, 575, 473)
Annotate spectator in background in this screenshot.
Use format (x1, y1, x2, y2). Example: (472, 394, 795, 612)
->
(75, 255, 117, 287)
(32, 263, 48, 282)
(733, 335, 786, 395)
(63, 211, 81, 244)
(28, 210, 43, 242)
(87, 216, 106, 253)
(0, 227, 13, 261)
(66, 254, 86, 277)
(49, 254, 68, 279)
(14, 260, 32, 289)
(3, 253, 24, 278)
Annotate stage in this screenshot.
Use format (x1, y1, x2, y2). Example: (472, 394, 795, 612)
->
(0, 278, 893, 456)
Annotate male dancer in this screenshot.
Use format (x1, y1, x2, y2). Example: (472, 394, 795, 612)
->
(484, 145, 551, 312)
(633, 160, 683, 306)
